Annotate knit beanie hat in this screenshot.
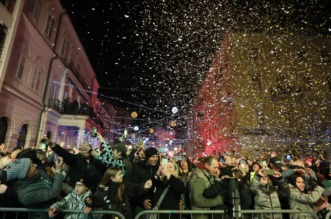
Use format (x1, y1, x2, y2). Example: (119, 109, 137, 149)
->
(5, 158, 31, 181)
(144, 147, 158, 161)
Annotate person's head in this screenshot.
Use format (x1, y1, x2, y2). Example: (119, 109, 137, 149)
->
(224, 154, 235, 166)
(6, 158, 38, 181)
(238, 159, 249, 173)
(291, 175, 305, 192)
(100, 167, 123, 185)
(252, 162, 262, 172)
(36, 149, 46, 164)
(178, 156, 192, 172)
(79, 143, 91, 159)
(203, 156, 219, 176)
(144, 147, 159, 166)
(75, 178, 90, 196)
(260, 175, 270, 185)
(317, 160, 331, 181)
(269, 157, 283, 171)
(113, 143, 127, 159)
(167, 160, 179, 178)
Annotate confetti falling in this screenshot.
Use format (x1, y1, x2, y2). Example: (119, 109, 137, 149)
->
(61, 0, 331, 157)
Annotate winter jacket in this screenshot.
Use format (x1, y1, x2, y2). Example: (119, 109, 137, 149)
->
(51, 144, 106, 192)
(189, 166, 223, 219)
(151, 175, 185, 219)
(50, 190, 92, 219)
(250, 175, 290, 219)
(90, 180, 147, 219)
(131, 160, 159, 207)
(288, 184, 324, 219)
(15, 170, 63, 219)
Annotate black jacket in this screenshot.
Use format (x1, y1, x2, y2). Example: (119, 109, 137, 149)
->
(152, 175, 185, 219)
(91, 180, 146, 219)
(52, 144, 106, 192)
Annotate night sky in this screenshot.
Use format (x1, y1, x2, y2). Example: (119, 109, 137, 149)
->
(60, 0, 331, 137)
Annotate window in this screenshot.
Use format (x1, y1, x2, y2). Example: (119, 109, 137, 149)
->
(30, 58, 43, 92)
(69, 51, 75, 63)
(0, 0, 15, 13)
(17, 124, 28, 148)
(0, 117, 8, 145)
(30, 68, 41, 90)
(16, 54, 27, 80)
(49, 76, 60, 99)
(0, 24, 7, 57)
(28, 0, 41, 20)
(60, 38, 67, 57)
(44, 14, 53, 37)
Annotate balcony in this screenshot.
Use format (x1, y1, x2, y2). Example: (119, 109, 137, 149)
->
(48, 99, 103, 128)
(61, 58, 91, 97)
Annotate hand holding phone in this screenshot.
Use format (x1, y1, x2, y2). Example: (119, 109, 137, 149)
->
(161, 158, 168, 168)
(54, 152, 60, 163)
(263, 169, 275, 175)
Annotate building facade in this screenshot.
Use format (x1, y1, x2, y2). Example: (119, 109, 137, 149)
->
(0, 0, 120, 150)
(190, 30, 331, 157)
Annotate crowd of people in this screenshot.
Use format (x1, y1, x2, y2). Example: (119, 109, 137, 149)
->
(0, 137, 330, 219)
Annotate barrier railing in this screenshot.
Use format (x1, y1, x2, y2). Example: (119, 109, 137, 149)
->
(135, 210, 226, 219)
(0, 208, 125, 219)
(241, 209, 319, 219)
(135, 209, 319, 219)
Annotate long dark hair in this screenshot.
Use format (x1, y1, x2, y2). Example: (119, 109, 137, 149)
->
(290, 175, 308, 193)
(99, 167, 126, 201)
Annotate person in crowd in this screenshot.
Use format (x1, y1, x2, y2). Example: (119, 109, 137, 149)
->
(131, 147, 160, 217)
(112, 143, 132, 180)
(177, 155, 193, 212)
(189, 156, 224, 219)
(151, 160, 185, 219)
(84, 133, 131, 180)
(250, 162, 262, 182)
(0, 157, 64, 219)
(288, 175, 324, 219)
(314, 160, 331, 217)
(88, 167, 152, 219)
(44, 139, 106, 193)
(48, 177, 93, 219)
(220, 153, 235, 177)
(250, 168, 290, 219)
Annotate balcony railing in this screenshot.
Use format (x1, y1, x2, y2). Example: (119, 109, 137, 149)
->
(48, 99, 103, 128)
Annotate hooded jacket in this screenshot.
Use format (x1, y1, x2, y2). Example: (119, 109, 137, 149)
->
(250, 175, 289, 219)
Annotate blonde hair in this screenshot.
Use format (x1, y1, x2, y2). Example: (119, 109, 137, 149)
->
(168, 160, 179, 178)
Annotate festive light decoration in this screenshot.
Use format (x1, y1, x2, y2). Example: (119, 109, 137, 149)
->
(131, 111, 138, 118)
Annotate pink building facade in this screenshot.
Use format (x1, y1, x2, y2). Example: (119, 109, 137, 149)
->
(0, 0, 119, 150)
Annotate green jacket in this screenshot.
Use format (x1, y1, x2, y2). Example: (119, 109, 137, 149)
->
(289, 184, 324, 219)
(189, 167, 223, 219)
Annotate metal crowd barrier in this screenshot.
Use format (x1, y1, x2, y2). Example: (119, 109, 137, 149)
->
(0, 208, 125, 219)
(135, 210, 225, 219)
(135, 209, 319, 219)
(241, 209, 319, 219)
